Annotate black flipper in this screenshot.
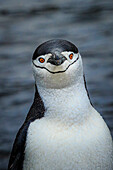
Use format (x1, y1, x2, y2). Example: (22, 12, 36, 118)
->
(8, 85, 45, 170)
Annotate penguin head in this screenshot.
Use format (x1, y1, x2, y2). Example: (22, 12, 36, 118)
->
(32, 39, 83, 89)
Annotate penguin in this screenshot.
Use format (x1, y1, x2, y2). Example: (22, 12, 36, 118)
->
(8, 39, 113, 170)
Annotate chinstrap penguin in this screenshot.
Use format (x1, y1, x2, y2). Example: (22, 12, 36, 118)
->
(8, 39, 113, 170)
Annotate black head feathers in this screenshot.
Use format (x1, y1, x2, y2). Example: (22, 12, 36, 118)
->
(32, 39, 78, 60)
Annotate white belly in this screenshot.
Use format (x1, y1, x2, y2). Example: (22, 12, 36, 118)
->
(23, 113, 113, 170)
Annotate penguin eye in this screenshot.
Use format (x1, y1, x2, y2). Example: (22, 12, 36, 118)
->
(39, 58, 45, 63)
(69, 53, 73, 60)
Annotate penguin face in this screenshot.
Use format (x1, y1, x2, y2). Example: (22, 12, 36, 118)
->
(32, 39, 83, 88)
(32, 51, 79, 74)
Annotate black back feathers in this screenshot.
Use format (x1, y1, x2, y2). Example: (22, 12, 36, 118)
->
(32, 39, 78, 60)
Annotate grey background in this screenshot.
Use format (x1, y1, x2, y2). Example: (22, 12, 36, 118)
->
(0, 0, 113, 169)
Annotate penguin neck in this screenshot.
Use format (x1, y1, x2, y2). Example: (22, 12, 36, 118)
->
(36, 76, 93, 124)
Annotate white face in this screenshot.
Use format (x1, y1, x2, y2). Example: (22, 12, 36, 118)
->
(32, 51, 83, 89)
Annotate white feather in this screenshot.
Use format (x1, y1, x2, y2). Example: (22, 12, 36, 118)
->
(23, 52, 113, 170)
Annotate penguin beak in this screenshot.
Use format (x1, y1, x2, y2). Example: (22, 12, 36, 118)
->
(47, 52, 67, 66)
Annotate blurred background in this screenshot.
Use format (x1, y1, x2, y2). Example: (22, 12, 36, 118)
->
(0, 0, 113, 169)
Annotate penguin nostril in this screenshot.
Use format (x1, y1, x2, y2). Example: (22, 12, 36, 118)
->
(54, 55, 60, 61)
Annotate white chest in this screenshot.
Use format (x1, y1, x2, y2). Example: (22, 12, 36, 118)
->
(23, 113, 113, 170)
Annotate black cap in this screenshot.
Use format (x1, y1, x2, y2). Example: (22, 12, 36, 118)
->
(32, 39, 78, 60)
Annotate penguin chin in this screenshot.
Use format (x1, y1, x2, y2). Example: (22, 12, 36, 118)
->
(32, 56, 83, 89)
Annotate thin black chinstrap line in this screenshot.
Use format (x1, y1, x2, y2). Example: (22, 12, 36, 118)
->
(32, 56, 79, 74)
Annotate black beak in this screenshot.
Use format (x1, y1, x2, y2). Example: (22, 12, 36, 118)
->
(47, 52, 67, 66)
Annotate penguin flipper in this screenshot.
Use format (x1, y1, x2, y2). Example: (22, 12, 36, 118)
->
(8, 120, 31, 170)
(8, 85, 45, 170)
